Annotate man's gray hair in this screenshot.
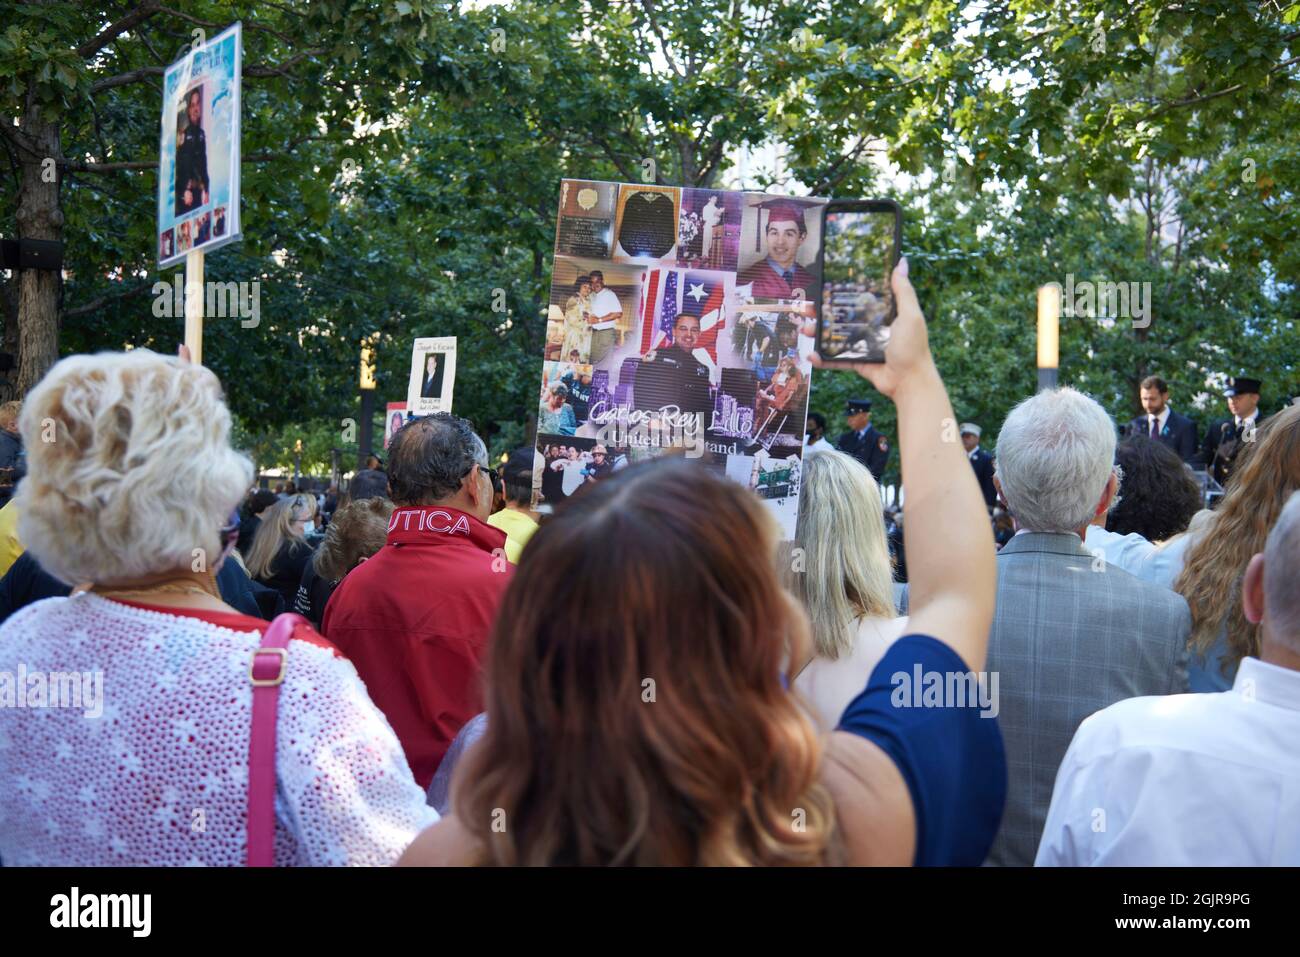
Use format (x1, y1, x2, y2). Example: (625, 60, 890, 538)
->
(995, 387, 1116, 533)
(387, 412, 488, 505)
(1264, 490, 1300, 649)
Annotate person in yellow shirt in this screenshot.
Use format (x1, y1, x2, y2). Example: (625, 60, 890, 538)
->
(0, 498, 23, 577)
(487, 447, 541, 564)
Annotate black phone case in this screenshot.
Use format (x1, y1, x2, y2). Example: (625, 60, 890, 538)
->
(813, 198, 903, 364)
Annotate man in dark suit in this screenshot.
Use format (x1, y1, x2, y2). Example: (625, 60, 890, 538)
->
(1200, 375, 1266, 488)
(836, 398, 889, 482)
(420, 353, 446, 399)
(1125, 375, 1197, 462)
(960, 423, 997, 508)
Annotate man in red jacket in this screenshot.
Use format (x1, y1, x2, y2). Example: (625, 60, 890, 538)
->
(322, 412, 512, 788)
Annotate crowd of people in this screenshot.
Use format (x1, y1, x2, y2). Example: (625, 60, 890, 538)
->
(0, 258, 1297, 866)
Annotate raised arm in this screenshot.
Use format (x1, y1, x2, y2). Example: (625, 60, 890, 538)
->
(809, 258, 995, 670)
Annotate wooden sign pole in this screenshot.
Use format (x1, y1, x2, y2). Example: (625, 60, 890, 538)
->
(184, 248, 204, 365)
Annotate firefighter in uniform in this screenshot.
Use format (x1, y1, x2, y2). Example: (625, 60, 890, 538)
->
(835, 398, 890, 483)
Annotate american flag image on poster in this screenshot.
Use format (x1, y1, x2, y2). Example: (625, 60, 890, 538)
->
(639, 269, 726, 375)
(537, 178, 828, 540)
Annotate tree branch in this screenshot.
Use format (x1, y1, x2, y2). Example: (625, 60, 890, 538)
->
(155, 5, 297, 46)
(61, 159, 158, 172)
(90, 49, 325, 95)
(64, 135, 320, 173)
(244, 49, 326, 78)
(76, 1, 163, 59)
(64, 281, 155, 319)
(90, 66, 165, 93)
(638, 0, 685, 78)
(0, 117, 42, 158)
(1145, 55, 1300, 119)
(810, 135, 870, 194)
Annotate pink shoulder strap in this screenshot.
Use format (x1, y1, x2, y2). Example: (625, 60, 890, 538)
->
(247, 612, 308, 867)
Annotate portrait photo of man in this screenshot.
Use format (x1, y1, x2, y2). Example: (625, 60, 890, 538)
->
(420, 352, 446, 399)
(737, 198, 823, 301)
(174, 87, 210, 215)
(634, 312, 714, 428)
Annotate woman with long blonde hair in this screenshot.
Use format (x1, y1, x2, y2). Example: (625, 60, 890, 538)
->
(399, 258, 1005, 866)
(1175, 404, 1300, 689)
(783, 449, 907, 730)
(246, 493, 317, 608)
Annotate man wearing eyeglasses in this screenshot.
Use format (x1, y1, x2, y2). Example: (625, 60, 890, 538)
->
(322, 412, 513, 788)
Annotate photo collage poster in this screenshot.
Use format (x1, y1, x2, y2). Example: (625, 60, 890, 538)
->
(535, 178, 827, 538)
(157, 22, 242, 267)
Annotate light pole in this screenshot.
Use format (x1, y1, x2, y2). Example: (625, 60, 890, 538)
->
(1037, 283, 1060, 392)
(358, 334, 377, 470)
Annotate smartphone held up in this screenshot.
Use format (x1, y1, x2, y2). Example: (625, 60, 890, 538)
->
(814, 199, 902, 364)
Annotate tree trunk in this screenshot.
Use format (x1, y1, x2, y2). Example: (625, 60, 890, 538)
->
(14, 91, 64, 397)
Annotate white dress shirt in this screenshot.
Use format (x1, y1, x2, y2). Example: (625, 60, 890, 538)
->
(1144, 406, 1170, 438)
(1083, 524, 1195, 589)
(805, 436, 835, 455)
(1035, 656, 1300, 866)
(587, 287, 622, 331)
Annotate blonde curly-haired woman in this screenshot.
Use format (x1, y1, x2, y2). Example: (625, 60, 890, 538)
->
(0, 350, 435, 865)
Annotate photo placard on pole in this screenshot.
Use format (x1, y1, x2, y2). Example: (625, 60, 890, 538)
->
(406, 337, 457, 415)
(157, 22, 242, 268)
(384, 402, 408, 448)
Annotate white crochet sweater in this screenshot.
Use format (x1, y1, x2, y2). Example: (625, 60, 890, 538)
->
(0, 593, 438, 865)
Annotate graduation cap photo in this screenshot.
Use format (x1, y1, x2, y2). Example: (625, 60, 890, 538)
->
(737, 195, 827, 301)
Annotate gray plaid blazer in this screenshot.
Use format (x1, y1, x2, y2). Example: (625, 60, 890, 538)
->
(894, 532, 1190, 865)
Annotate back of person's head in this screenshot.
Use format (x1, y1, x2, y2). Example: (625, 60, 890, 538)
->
(245, 495, 312, 580)
(453, 457, 833, 865)
(500, 447, 534, 507)
(0, 400, 21, 433)
(249, 489, 278, 515)
(1176, 404, 1300, 667)
(1261, 491, 1300, 651)
(783, 449, 894, 660)
(313, 497, 395, 581)
(1107, 437, 1201, 541)
(994, 387, 1116, 533)
(16, 350, 251, 585)
(345, 468, 390, 505)
(387, 412, 486, 506)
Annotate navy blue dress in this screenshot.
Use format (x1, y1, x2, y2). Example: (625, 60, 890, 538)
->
(837, 634, 1007, 866)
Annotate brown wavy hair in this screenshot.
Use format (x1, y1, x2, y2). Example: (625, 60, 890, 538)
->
(452, 456, 838, 865)
(313, 497, 394, 581)
(1175, 404, 1300, 673)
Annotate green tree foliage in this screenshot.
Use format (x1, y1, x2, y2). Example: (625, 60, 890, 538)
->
(2, 0, 1295, 477)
